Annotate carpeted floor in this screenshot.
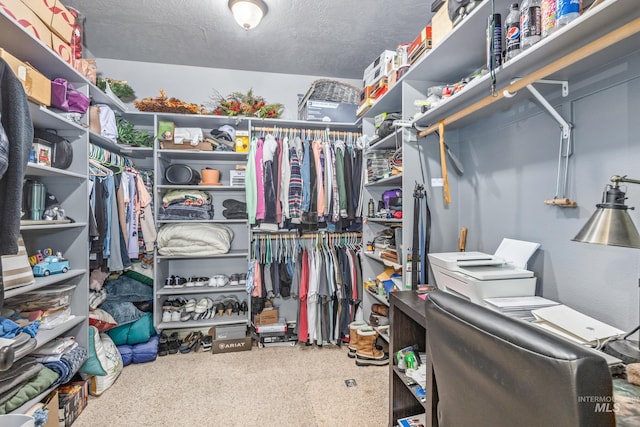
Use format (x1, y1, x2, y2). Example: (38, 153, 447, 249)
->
(73, 344, 389, 427)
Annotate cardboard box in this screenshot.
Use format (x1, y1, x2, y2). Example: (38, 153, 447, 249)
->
(431, 0, 454, 47)
(299, 100, 357, 123)
(408, 25, 432, 64)
(0, 48, 51, 105)
(20, 0, 54, 26)
(214, 324, 247, 340)
(0, 0, 52, 47)
(210, 335, 252, 354)
(32, 140, 51, 166)
(235, 130, 249, 152)
(253, 307, 279, 325)
(25, 390, 59, 427)
(49, 0, 74, 43)
(363, 50, 395, 83)
(58, 380, 88, 427)
(51, 31, 73, 65)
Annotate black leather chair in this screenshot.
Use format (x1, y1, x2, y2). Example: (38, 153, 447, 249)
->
(425, 290, 615, 427)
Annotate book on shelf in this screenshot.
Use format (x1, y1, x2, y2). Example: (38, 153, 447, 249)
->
(397, 412, 426, 427)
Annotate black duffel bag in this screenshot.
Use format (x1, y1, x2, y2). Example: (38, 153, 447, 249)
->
(33, 129, 73, 169)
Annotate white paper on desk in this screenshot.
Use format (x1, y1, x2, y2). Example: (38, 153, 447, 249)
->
(494, 238, 541, 269)
(532, 304, 624, 345)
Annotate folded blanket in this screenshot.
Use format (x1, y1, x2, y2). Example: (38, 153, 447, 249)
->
(159, 204, 214, 220)
(0, 366, 59, 414)
(157, 223, 233, 256)
(162, 189, 212, 207)
(0, 359, 42, 399)
(37, 345, 87, 386)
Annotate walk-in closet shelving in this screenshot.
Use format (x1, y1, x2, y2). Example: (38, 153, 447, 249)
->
(152, 113, 251, 331)
(0, 5, 144, 414)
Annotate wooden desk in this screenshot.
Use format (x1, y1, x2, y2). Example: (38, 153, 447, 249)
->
(389, 291, 437, 426)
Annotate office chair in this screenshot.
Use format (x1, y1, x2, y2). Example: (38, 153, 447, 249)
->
(425, 290, 615, 427)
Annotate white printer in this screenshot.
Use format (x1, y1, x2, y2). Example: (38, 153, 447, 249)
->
(428, 238, 541, 305)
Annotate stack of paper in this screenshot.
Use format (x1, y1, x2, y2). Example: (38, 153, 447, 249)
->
(484, 296, 560, 322)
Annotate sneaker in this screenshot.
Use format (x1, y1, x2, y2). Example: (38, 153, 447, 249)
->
(229, 274, 240, 286)
(171, 310, 181, 322)
(162, 310, 172, 323)
(239, 273, 247, 285)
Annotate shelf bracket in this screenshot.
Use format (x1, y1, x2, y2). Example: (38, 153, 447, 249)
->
(525, 80, 572, 139)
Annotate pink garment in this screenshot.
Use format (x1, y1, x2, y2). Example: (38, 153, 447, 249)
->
(312, 140, 325, 217)
(255, 138, 266, 220)
(298, 250, 309, 343)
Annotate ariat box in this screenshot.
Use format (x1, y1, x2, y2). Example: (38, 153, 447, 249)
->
(0, 0, 53, 47)
(214, 324, 247, 340)
(211, 335, 252, 354)
(0, 48, 51, 105)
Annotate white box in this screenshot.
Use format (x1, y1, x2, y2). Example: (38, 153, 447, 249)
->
(230, 170, 246, 187)
(363, 50, 395, 80)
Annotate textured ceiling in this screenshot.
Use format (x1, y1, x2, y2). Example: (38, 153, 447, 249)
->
(62, 0, 433, 79)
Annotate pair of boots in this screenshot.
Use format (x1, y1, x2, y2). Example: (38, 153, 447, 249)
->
(347, 321, 389, 366)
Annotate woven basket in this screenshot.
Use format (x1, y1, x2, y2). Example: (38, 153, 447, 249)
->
(300, 79, 361, 106)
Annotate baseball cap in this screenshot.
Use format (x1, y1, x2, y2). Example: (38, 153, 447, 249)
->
(210, 125, 236, 148)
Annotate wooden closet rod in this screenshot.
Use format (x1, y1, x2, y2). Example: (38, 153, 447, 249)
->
(417, 16, 640, 138)
(251, 126, 361, 137)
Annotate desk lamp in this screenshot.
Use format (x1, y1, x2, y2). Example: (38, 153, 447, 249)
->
(572, 175, 640, 363)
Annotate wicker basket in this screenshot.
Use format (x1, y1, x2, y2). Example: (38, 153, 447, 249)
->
(299, 79, 361, 107)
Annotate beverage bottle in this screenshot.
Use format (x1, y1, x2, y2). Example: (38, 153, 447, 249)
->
(520, 0, 542, 50)
(541, 0, 557, 38)
(368, 198, 375, 217)
(486, 13, 502, 70)
(557, 0, 582, 27)
(504, 3, 521, 61)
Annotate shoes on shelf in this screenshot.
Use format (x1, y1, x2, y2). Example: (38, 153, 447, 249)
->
(209, 274, 229, 287)
(239, 300, 248, 315)
(229, 274, 240, 286)
(162, 310, 172, 323)
(184, 299, 197, 313)
(171, 310, 181, 322)
(180, 311, 192, 322)
(239, 273, 247, 285)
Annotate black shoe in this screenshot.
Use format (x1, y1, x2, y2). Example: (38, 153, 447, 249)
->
(223, 199, 246, 210)
(239, 301, 248, 315)
(168, 332, 180, 354)
(158, 333, 169, 356)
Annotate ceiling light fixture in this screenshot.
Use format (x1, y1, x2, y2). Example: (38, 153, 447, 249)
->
(228, 0, 268, 30)
(573, 174, 640, 363)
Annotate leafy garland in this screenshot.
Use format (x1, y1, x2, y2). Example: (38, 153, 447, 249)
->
(210, 89, 283, 118)
(96, 77, 135, 101)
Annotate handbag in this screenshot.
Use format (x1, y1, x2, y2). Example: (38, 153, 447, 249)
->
(51, 78, 91, 113)
(0, 235, 35, 290)
(33, 129, 73, 169)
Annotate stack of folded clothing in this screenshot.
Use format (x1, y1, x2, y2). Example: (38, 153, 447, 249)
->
(159, 189, 214, 220)
(222, 199, 247, 219)
(0, 316, 39, 363)
(0, 359, 59, 414)
(31, 337, 87, 386)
